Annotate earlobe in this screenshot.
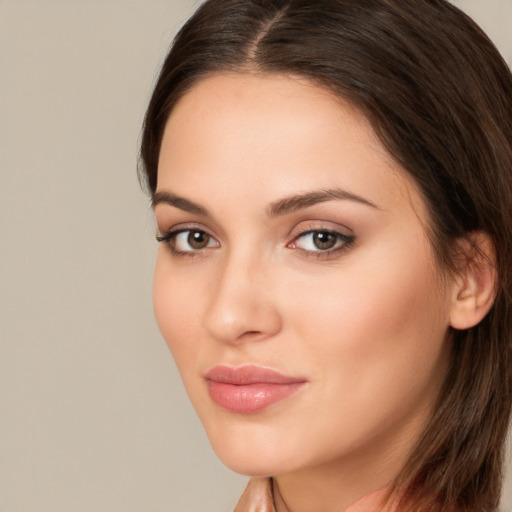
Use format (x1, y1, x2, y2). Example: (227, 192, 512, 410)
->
(449, 232, 497, 330)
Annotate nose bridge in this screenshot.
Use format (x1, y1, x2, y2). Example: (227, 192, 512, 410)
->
(203, 244, 281, 344)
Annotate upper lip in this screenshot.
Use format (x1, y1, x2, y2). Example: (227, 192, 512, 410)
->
(205, 365, 307, 385)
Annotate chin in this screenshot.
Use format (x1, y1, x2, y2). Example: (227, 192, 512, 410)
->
(203, 421, 298, 477)
(212, 447, 287, 478)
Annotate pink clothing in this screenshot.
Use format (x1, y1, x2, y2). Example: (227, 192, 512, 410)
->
(233, 477, 394, 512)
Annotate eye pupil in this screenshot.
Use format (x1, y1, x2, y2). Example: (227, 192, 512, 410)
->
(313, 231, 336, 250)
(188, 230, 210, 249)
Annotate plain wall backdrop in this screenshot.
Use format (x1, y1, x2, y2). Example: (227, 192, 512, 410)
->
(1, 1, 511, 511)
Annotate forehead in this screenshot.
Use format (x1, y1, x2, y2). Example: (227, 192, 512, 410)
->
(163, 72, 385, 158)
(157, 72, 427, 221)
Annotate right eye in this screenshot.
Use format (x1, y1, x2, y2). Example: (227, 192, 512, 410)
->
(157, 229, 220, 255)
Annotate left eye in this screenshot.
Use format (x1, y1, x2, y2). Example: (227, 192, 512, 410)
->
(174, 230, 218, 251)
(157, 229, 220, 253)
(291, 230, 352, 252)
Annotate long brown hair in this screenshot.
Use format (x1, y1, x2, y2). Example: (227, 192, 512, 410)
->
(139, 1, 512, 510)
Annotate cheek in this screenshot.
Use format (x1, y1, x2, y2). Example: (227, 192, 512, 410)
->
(152, 254, 204, 368)
(285, 241, 449, 412)
(290, 264, 444, 346)
(267, 251, 450, 465)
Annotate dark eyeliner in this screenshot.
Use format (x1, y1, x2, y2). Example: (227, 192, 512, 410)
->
(156, 230, 179, 243)
(156, 227, 218, 258)
(291, 229, 356, 259)
(156, 229, 184, 256)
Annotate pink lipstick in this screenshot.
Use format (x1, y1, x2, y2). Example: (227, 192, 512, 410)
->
(205, 365, 307, 414)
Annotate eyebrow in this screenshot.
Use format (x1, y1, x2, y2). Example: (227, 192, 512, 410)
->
(152, 191, 210, 216)
(266, 188, 379, 217)
(152, 187, 379, 217)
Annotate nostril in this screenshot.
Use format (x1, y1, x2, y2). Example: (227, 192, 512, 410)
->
(234, 329, 274, 344)
(234, 330, 266, 343)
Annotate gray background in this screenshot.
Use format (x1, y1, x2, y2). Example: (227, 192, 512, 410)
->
(1, 1, 511, 511)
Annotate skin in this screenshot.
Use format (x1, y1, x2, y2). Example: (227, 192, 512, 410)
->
(152, 73, 457, 512)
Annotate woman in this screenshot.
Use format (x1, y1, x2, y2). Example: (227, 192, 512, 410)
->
(139, 1, 512, 511)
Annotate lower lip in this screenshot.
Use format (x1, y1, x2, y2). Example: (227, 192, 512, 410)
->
(207, 381, 306, 414)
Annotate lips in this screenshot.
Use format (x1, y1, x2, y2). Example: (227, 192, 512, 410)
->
(205, 365, 307, 414)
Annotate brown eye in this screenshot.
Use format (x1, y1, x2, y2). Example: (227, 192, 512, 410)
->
(291, 229, 354, 254)
(156, 229, 220, 254)
(312, 231, 337, 250)
(187, 230, 211, 249)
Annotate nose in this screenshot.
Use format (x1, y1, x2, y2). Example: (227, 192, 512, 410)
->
(202, 252, 282, 345)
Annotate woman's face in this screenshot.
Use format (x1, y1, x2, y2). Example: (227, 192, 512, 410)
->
(153, 73, 453, 481)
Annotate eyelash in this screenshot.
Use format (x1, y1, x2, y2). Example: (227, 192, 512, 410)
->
(156, 228, 219, 258)
(156, 227, 355, 259)
(289, 229, 355, 259)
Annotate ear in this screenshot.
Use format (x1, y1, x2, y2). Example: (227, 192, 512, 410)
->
(449, 231, 497, 330)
